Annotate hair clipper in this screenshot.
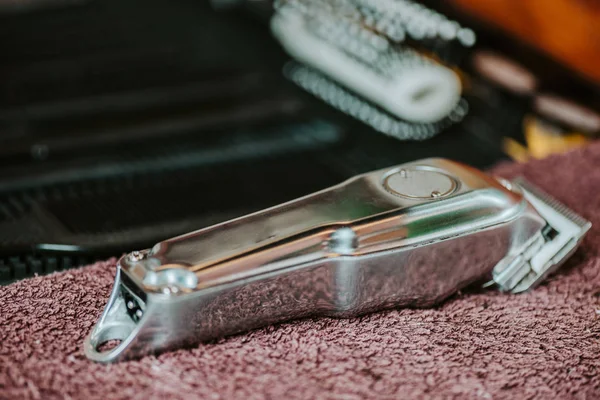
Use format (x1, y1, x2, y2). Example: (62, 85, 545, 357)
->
(85, 158, 590, 362)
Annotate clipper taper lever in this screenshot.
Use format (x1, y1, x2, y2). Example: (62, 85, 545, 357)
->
(85, 158, 590, 362)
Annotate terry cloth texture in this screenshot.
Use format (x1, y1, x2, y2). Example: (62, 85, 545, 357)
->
(2, 144, 600, 400)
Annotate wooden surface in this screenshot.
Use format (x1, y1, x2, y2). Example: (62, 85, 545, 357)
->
(451, 0, 600, 84)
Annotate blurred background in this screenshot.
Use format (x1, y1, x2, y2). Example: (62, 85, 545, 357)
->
(0, 0, 599, 283)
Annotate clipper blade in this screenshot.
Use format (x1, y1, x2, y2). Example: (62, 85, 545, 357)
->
(492, 177, 591, 293)
(514, 177, 591, 231)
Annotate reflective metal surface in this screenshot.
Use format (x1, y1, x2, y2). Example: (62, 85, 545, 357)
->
(85, 158, 589, 362)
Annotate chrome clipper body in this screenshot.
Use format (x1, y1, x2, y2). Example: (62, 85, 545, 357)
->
(85, 159, 590, 362)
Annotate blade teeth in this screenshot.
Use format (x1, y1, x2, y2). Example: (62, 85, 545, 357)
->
(512, 177, 591, 231)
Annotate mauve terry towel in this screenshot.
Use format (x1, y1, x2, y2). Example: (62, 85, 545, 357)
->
(2, 144, 600, 400)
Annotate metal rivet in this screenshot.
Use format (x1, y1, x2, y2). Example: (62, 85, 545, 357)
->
(329, 227, 358, 255)
(399, 169, 407, 178)
(128, 251, 145, 262)
(126, 301, 135, 309)
(161, 285, 181, 295)
(431, 190, 442, 198)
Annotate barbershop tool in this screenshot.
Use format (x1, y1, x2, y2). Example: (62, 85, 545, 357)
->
(283, 62, 468, 141)
(86, 158, 590, 362)
(269, 0, 475, 139)
(271, 7, 461, 124)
